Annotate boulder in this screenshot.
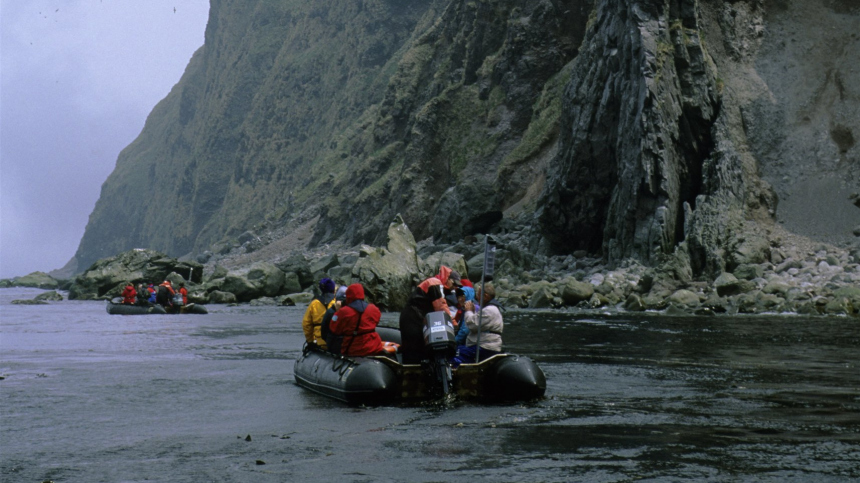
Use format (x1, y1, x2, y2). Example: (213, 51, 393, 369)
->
(275, 252, 314, 289)
(527, 285, 556, 309)
(247, 262, 285, 297)
(642, 294, 668, 311)
(824, 297, 853, 315)
(762, 282, 791, 296)
(351, 215, 420, 310)
(589, 293, 610, 308)
(187, 290, 210, 304)
(701, 293, 729, 313)
(309, 254, 340, 279)
(832, 286, 860, 310)
(220, 262, 285, 302)
(250, 297, 278, 306)
(221, 273, 257, 302)
(207, 265, 228, 281)
(560, 278, 594, 306)
(624, 294, 646, 311)
(667, 289, 701, 307)
(281, 292, 314, 306)
(775, 259, 803, 274)
(736, 291, 784, 314)
(421, 252, 468, 281)
(466, 252, 485, 280)
(282, 272, 302, 294)
(733, 264, 764, 280)
(714, 272, 742, 297)
(209, 290, 237, 304)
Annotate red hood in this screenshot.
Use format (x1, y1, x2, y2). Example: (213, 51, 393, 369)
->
(345, 283, 365, 305)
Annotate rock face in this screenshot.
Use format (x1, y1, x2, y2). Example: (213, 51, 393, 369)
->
(72, 0, 858, 284)
(68, 249, 203, 300)
(539, 0, 778, 278)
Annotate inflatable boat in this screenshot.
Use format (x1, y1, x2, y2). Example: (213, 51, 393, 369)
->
(106, 300, 207, 315)
(294, 326, 546, 405)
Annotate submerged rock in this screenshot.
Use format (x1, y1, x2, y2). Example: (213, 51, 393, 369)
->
(11, 299, 49, 305)
(34, 291, 63, 302)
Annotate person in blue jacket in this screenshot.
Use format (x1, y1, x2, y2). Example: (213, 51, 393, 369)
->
(454, 286, 477, 345)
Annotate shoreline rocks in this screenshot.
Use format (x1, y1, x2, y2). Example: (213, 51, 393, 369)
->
(6, 218, 859, 317)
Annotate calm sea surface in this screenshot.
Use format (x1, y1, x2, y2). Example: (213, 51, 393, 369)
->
(1, 287, 858, 482)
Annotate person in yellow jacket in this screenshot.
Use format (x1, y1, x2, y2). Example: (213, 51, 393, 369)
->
(302, 278, 337, 349)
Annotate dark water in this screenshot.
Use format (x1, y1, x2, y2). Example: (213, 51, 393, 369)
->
(1, 287, 858, 482)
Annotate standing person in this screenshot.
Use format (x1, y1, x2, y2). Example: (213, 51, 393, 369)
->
(398, 266, 462, 364)
(451, 283, 502, 367)
(302, 278, 337, 349)
(177, 283, 189, 306)
(329, 283, 383, 357)
(121, 282, 136, 305)
(156, 280, 175, 308)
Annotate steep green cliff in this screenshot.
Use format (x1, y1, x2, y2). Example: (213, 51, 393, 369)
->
(75, 0, 859, 277)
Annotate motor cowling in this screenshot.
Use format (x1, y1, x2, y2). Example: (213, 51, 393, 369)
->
(422, 310, 456, 357)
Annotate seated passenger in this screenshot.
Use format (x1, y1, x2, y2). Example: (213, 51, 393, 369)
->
(321, 285, 347, 352)
(121, 282, 136, 305)
(329, 284, 383, 357)
(135, 282, 150, 306)
(302, 278, 336, 349)
(454, 286, 477, 346)
(451, 283, 502, 368)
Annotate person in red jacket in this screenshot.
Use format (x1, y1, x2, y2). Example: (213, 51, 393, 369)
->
(178, 283, 188, 305)
(328, 283, 383, 357)
(121, 282, 136, 304)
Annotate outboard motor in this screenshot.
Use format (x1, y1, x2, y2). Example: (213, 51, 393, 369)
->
(423, 310, 457, 396)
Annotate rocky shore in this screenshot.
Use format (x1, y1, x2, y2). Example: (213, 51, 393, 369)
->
(8, 214, 857, 318)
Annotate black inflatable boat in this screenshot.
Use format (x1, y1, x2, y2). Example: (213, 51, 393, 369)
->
(106, 301, 208, 315)
(294, 327, 546, 405)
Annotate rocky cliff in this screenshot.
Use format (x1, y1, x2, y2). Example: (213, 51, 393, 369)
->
(74, 0, 859, 280)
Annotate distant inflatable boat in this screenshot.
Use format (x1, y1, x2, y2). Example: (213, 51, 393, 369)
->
(294, 328, 546, 405)
(106, 300, 207, 315)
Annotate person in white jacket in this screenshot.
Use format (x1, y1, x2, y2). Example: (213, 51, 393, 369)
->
(451, 283, 503, 367)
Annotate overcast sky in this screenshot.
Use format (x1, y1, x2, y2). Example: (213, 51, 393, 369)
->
(0, 0, 210, 278)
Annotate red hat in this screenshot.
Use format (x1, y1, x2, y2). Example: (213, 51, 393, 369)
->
(345, 283, 365, 305)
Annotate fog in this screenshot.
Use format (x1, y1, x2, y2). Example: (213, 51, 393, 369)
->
(0, 0, 209, 278)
